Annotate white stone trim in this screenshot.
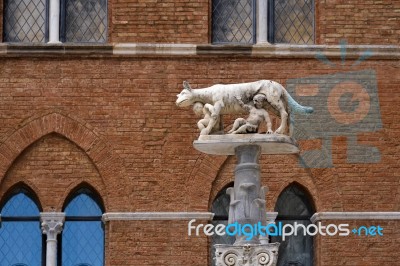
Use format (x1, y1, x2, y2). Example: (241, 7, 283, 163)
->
(113, 43, 197, 55)
(311, 212, 400, 223)
(102, 212, 280, 222)
(48, 0, 61, 44)
(102, 212, 214, 222)
(256, 0, 269, 44)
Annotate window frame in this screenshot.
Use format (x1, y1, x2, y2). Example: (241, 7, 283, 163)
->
(268, 0, 316, 44)
(272, 184, 315, 266)
(59, 0, 108, 43)
(58, 187, 105, 266)
(0, 186, 46, 266)
(211, 0, 257, 45)
(2, 0, 50, 43)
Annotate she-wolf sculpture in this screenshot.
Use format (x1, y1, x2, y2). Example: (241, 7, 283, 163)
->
(175, 80, 313, 136)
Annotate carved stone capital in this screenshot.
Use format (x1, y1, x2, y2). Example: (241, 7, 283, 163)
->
(215, 243, 280, 266)
(40, 212, 65, 241)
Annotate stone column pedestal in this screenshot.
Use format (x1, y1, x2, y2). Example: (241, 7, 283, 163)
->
(194, 134, 299, 266)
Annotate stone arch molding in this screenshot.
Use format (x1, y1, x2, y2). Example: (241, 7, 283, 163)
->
(185, 153, 228, 210)
(0, 112, 128, 208)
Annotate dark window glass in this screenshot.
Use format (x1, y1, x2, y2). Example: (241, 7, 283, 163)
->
(269, 0, 314, 44)
(61, 189, 104, 266)
(63, 0, 107, 42)
(0, 190, 42, 266)
(210, 185, 235, 266)
(271, 185, 314, 266)
(212, 0, 255, 44)
(3, 0, 47, 42)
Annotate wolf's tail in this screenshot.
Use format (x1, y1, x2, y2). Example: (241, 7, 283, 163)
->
(283, 89, 314, 114)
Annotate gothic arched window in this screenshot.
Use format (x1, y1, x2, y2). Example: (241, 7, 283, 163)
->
(61, 187, 105, 266)
(271, 184, 315, 266)
(0, 187, 43, 266)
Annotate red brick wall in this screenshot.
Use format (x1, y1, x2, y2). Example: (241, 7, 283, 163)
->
(0, 56, 398, 212)
(0, 133, 105, 211)
(316, 220, 400, 265)
(0, 55, 398, 264)
(110, 0, 209, 43)
(317, 0, 400, 45)
(106, 220, 209, 265)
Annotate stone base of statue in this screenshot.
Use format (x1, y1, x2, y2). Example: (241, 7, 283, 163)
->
(194, 134, 299, 266)
(194, 134, 299, 155)
(215, 243, 280, 266)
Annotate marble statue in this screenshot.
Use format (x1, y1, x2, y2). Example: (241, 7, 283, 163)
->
(176, 80, 313, 136)
(228, 95, 273, 134)
(193, 102, 221, 135)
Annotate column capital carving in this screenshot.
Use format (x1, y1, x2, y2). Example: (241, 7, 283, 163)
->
(40, 212, 65, 241)
(215, 243, 280, 266)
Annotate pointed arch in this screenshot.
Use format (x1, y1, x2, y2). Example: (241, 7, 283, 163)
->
(0, 112, 128, 210)
(272, 181, 318, 213)
(61, 182, 105, 266)
(272, 182, 315, 266)
(0, 183, 44, 266)
(62, 182, 105, 213)
(0, 181, 42, 212)
(185, 153, 228, 210)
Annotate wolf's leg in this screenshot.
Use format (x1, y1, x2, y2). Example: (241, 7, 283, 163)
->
(273, 100, 288, 134)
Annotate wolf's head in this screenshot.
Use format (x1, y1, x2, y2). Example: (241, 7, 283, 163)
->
(176, 81, 195, 107)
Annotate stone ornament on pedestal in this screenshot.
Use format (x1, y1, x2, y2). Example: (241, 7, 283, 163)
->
(215, 243, 280, 266)
(176, 80, 310, 266)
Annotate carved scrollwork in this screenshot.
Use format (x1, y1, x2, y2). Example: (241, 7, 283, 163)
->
(257, 251, 272, 266)
(224, 252, 238, 266)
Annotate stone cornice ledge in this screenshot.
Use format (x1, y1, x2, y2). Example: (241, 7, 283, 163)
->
(0, 43, 113, 56)
(113, 43, 197, 55)
(311, 212, 400, 223)
(102, 212, 214, 222)
(0, 43, 399, 59)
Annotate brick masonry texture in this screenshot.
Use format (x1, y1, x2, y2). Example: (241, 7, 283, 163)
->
(0, 55, 399, 264)
(110, 0, 209, 43)
(317, 0, 400, 45)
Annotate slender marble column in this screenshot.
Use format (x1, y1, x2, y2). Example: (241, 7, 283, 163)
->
(257, 0, 269, 44)
(48, 0, 61, 43)
(41, 213, 65, 266)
